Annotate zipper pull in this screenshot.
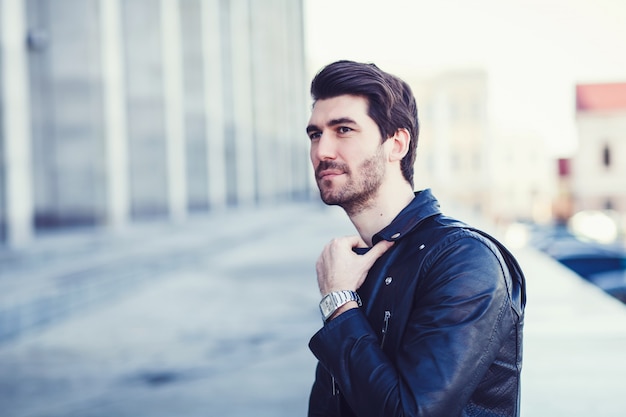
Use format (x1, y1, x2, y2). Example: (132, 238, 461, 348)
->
(381, 310, 391, 348)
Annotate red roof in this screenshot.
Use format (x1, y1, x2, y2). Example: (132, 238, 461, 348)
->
(576, 82, 626, 111)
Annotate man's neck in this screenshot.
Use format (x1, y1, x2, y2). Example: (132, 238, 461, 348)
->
(347, 183, 415, 247)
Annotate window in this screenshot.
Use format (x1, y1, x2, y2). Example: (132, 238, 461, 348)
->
(602, 143, 611, 168)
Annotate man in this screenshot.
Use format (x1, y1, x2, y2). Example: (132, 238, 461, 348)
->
(305, 60, 526, 417)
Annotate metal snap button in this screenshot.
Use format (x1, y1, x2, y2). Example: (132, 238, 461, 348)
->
(391, 233, 401, 239)
(385, 276, 393, 285)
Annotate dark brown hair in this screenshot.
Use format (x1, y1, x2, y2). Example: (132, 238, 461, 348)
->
(310, 60, 419, 186)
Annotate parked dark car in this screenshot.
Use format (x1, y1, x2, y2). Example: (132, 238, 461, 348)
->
(530, 224, 626, 303)
(587, 269, 626, 303)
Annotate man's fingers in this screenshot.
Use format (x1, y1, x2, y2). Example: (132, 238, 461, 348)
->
(341, 235, 367, 249)
(365, 239, 394, 262)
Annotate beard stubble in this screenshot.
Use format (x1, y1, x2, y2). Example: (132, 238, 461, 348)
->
(317, 146, 385, 216)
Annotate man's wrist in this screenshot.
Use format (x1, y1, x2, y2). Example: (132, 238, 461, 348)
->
(327, 300, 359, 321)
(319, 290, 362, 322)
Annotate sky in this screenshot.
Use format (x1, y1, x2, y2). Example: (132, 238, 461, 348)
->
(303, 0, 626, 157)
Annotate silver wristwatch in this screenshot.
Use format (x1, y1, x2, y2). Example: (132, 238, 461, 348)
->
(319, 290, 362, 322)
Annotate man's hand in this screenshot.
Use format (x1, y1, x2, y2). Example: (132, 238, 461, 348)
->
(316, 236, 394, 296)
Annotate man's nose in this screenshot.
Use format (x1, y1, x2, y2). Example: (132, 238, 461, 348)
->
(312, 133, 336, 161)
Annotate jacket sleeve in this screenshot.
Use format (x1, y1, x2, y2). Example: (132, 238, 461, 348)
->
(308, 361, 342, 417)
(308, 235, 514, 417)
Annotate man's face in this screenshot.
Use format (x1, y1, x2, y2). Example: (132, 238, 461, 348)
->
(306, 95, 387, 214)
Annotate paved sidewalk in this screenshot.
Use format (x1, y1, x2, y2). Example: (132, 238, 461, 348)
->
(0, 202, 625, 416)
(519, 246, 626, 416)
(0, 203, 329, 343)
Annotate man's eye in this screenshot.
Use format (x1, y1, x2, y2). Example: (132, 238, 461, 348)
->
(309, 132, 321, 140)
(338, 126, 352, 134)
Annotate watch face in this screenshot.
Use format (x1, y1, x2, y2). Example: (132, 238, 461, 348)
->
(320, 294, 336, 317)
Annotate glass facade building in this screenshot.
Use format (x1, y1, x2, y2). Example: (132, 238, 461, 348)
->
(0, 0, 310, 246)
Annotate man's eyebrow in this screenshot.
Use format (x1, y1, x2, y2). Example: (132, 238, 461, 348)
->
(328, 117, 357, 127)
(306, 117, 357, 134)
(306, 124, 320, 134)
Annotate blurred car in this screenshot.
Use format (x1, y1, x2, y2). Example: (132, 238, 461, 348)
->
(588, 269, 626, 303)
(548, 240, 626, 281)
(529, 224, 626, 303)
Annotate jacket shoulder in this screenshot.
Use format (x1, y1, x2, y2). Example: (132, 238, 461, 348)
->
(410, 214, 526, 314)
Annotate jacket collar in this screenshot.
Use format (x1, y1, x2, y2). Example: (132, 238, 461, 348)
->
(371, 189, 441, 245)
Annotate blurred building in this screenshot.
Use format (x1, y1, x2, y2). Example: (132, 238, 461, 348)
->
(0, 0, 309, 247)
(410, 70, 554, 225)
(553, 158, 574, 223)
(571, 82, 626, 214)
(487, 128, 554, 225)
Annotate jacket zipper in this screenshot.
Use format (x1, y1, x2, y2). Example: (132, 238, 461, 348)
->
(381, 310, 391, 348)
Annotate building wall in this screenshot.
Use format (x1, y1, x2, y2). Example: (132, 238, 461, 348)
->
(488, 130, 554, 224)
(26, 0, 107, 227)
(0, 0, 36, 246)
(0, 22, 4, 242)
(410, 69, 554, 224)
(573, 111, 626, 212)
(411, 71, 490, 212)
(0, 0, 309, 246)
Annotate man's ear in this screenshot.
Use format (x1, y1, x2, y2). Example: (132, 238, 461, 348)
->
(388, 128, 411, 162)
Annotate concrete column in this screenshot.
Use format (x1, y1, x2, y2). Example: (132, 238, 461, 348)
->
(161, 0, 187, 221)
(100, 0, 130, 231)
(285, 0, 306, 196)
(264, 0, 294, 200)
(229, 0, 256, 205)
(248, 1, 270, 203)
(201, 0, 227, 209)
(1, 0, 34, 247)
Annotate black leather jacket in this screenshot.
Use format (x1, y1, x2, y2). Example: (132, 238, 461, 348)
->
(309, 189, 526, 417)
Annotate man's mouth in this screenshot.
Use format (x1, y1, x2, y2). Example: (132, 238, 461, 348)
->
(317, 169, 344, 180)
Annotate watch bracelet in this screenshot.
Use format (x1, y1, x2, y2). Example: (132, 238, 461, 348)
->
(320, 290, 362, 322)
